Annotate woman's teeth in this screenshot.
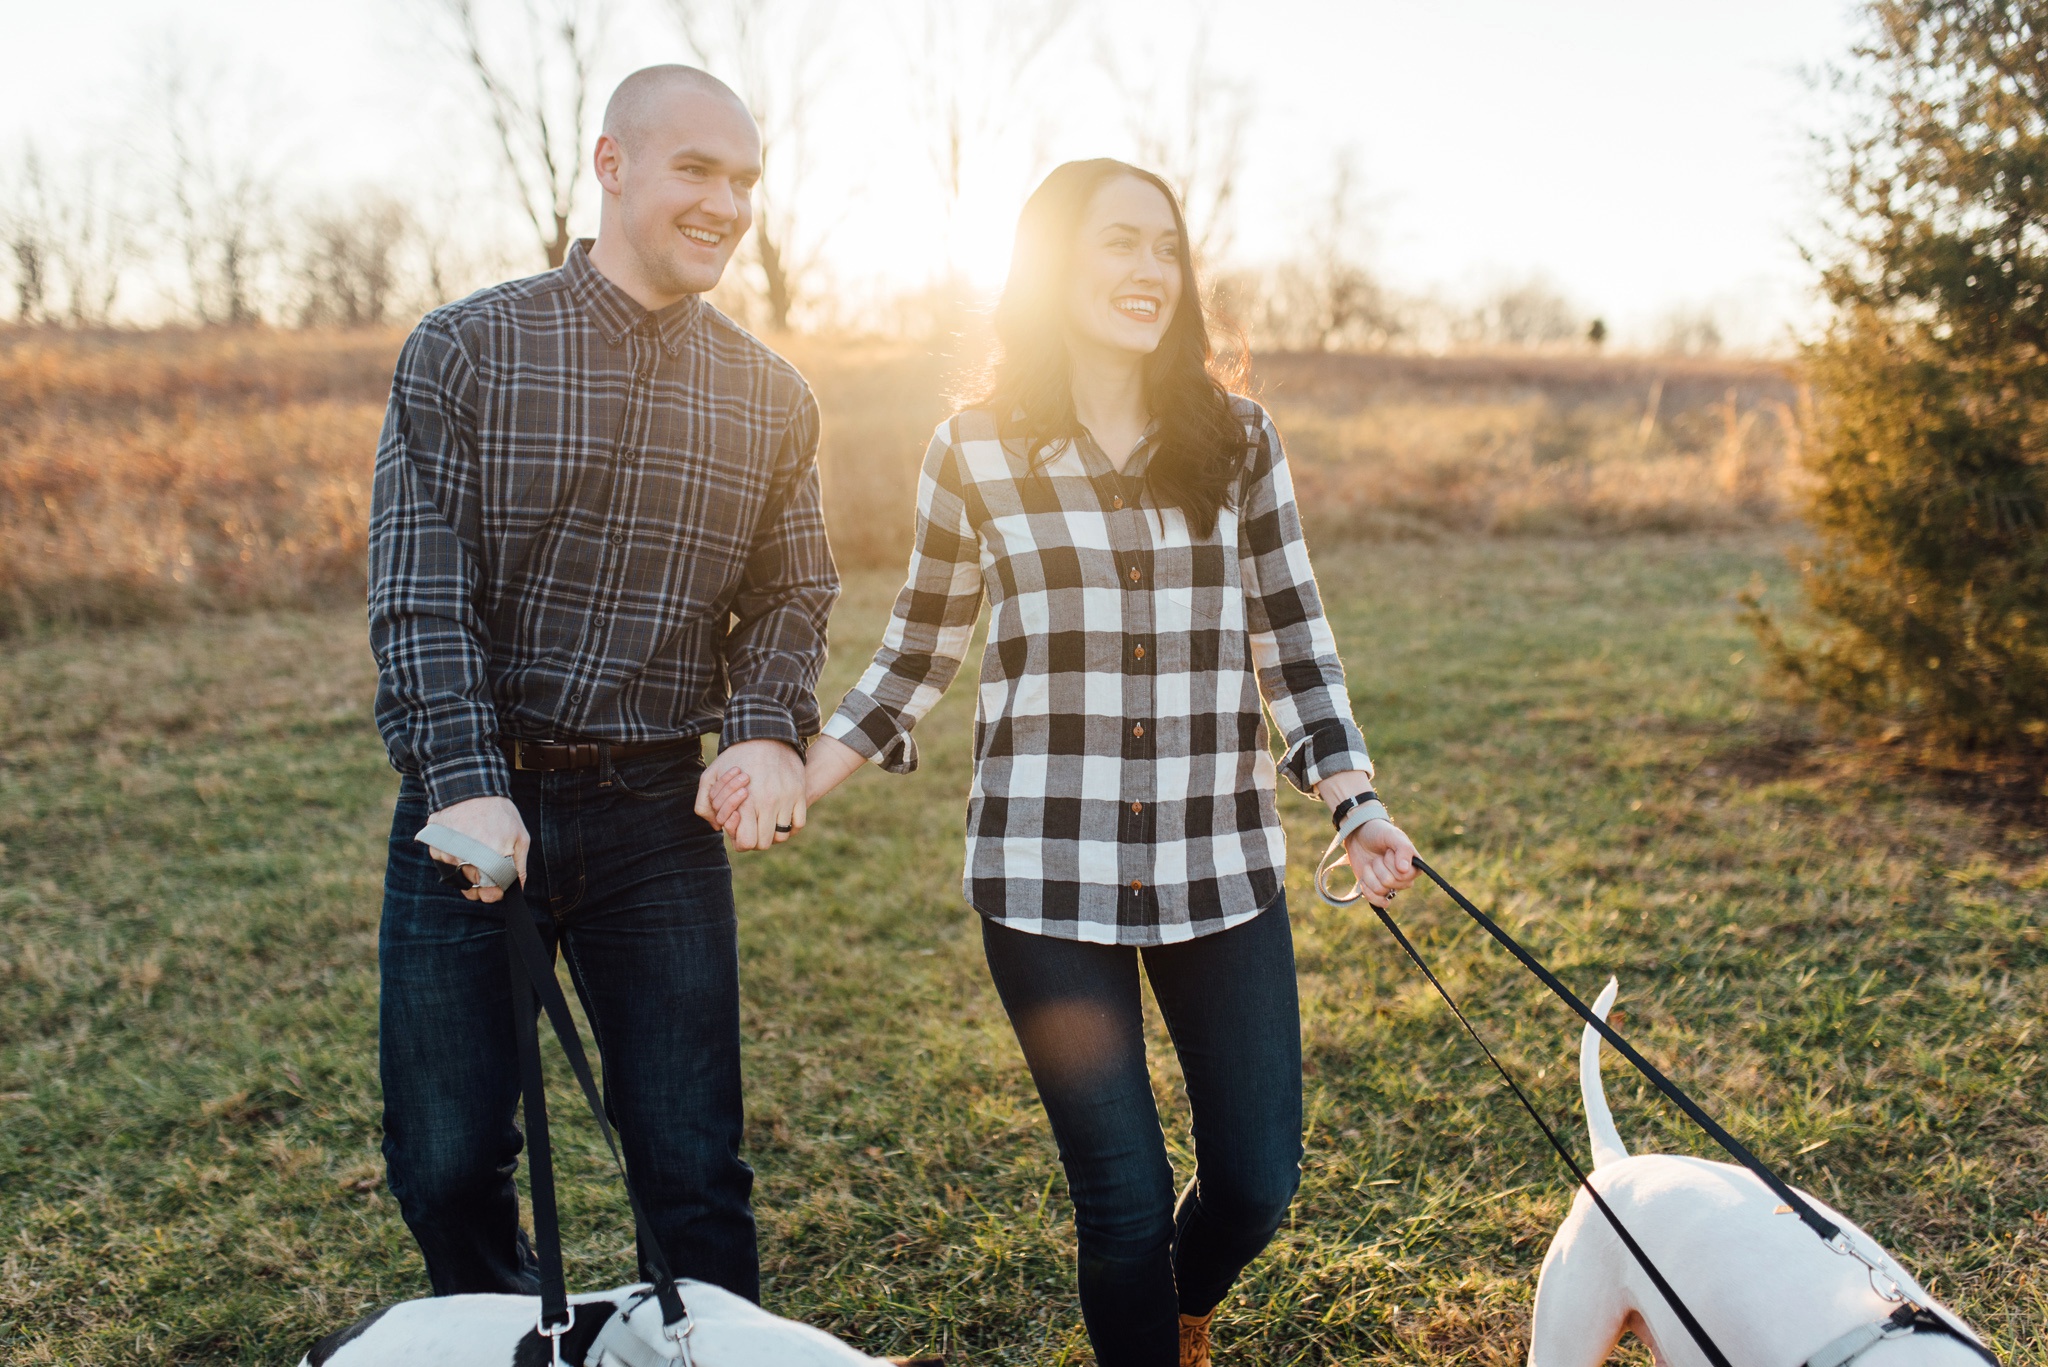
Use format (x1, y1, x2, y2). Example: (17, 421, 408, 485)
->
(1114, 297, 1158, 320)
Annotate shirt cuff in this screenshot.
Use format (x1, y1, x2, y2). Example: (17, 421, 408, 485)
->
(720, 694, 807, 755)
(1278, 720, 1372, 795)
(822, 691, 920, 774)
(420, 746, 514, 814)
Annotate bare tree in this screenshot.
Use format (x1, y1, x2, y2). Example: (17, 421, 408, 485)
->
(1099, 14, 1251, 263)
(1, 147, 57, 324)
(1655, 304, 1724, 355)
(147, 51, 281, 325)
(432, 0, 608, 269)
(4, 136, 143, 328)
(666, 0, 835, 331)
(1226, 147, 1397, 352)
(1453, 276, 1581, 348)
(898, 0, 1078, 282)
(296, 192, 413, 327)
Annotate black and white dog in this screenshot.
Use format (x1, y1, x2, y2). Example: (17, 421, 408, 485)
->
(298, 1278, 912, 1366)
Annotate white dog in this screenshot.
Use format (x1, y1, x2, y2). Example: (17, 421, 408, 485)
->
(297, 1277, 922, 1367)
(1527, 980, 1994, 1367)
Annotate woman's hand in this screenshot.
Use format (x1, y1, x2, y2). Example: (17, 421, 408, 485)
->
(701, 735, 868, 840)
(1344, 818, 1418, 907)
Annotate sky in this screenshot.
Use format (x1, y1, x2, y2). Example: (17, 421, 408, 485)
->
(0, 0, 1867, 345)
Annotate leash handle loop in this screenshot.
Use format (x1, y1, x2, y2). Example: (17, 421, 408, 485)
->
(419, 824, 692, 1333)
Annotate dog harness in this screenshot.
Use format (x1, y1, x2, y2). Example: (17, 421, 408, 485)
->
(1802, 1304, 1997, 1367)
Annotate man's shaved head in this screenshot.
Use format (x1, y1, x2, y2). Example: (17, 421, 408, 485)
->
(589, 63, 760, 306)
(602, 65, 752, 155)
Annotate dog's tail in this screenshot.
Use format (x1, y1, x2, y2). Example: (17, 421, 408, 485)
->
(1581, 976, 1629, 1169)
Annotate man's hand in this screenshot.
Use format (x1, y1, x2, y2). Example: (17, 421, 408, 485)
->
(701, 734, 864, 836)
(1344, 818, 1418, 907)
(423, 795, 530, 903)
(693, 739, 805, 850)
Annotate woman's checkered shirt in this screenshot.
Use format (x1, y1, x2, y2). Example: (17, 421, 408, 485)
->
(823, 399, 1373, 945)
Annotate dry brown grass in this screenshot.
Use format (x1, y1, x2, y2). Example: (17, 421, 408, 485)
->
(0, 327, 1804, 634)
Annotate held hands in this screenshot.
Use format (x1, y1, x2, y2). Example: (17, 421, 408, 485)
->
(693, 739, 807, 850)
(699, 734, 865, 850)
(423, 795, 531, 902)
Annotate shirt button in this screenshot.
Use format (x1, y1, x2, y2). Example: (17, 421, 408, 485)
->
(1133, 644, 1145, 660)
(1130, 801, 1143, 814)
(1132, 722, 1144, 739)
(569, 689, 583, 703)
(1111, 495, 1124, 510)
(1129, 879, 1144, 893)
(610, 532, 625, 545)
(1128, 565, 1141, 583)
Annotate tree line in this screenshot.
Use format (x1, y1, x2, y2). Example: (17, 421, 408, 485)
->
(1, 0, 1740, 351)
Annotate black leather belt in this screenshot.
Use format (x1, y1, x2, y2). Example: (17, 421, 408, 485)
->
(499, 735, 702, 772)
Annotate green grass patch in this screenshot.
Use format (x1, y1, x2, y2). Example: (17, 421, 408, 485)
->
(2, 532, 2042, 1364)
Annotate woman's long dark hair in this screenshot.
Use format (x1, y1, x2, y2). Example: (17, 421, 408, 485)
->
(976, 158, 1248, 538)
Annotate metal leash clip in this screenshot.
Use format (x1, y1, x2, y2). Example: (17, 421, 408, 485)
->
(538, 1304, 575, 1367)
(1828, 1231, 1906, 1303)
(663, 1307, 696, 1367)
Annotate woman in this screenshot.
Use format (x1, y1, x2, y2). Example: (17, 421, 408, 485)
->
(711, 159, 1418, 1367)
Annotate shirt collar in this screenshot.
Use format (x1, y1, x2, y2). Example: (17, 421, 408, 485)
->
(1075, 420, 1162, 480)
(563, 239, 704, 356)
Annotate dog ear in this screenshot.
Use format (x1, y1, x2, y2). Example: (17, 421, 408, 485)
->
(511, 1300, 618, 1367)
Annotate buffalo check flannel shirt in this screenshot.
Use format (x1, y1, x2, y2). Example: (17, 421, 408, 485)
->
(369, 241, 839, 813)
(823, 399, 1372, 945)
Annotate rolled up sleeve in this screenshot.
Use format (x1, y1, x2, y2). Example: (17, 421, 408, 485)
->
(1237, 411, 1373, 793)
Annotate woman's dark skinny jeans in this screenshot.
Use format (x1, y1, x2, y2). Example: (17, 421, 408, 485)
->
(981, 899, 1304, 1367)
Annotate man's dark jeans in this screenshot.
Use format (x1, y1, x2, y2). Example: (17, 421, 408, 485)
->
(981, 899, 1304, 1367)
(378, 746, 757, 1302)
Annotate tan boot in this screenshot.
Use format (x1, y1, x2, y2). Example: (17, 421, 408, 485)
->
(1178, 1311, 1214, 1367)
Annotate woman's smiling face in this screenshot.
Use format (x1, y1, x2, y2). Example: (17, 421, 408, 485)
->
(1063, 174, 1183, 361)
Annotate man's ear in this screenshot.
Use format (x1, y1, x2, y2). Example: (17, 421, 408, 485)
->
(593, 132, 626, 196)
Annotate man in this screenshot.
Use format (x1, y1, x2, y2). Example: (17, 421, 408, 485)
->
(367, 65, 836, 1303)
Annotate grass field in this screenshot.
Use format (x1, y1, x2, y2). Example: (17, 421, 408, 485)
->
(0, 326, 1800, 634)
(3, 530, 2042, 1365)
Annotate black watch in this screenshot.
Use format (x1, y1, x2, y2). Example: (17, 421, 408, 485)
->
(1329, 790, 1381, 830)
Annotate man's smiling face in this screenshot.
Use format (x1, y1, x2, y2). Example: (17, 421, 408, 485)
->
(607, 84, 761, 301)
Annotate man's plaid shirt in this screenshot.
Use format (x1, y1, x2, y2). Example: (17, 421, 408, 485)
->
(369, 241, 839, 813)
(823, 398, 1371, 945)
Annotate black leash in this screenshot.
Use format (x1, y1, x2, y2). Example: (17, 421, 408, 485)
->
(1366, 888, 1736, 1367)
(1409, 857, 1846, 1246)
(1356, 854, 1998, 1367)
(501, 875, 691, 1348)
(413, 823, 691, 1361)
